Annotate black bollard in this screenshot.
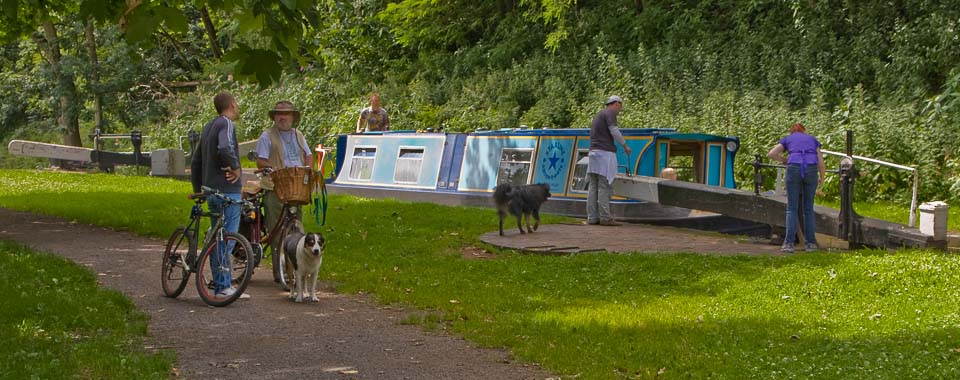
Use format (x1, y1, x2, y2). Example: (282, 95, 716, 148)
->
(131, 130, 143, 174)
(838, 130, 862, 248)
(131, 131, 143, 163)
(753, 154, 763, 196)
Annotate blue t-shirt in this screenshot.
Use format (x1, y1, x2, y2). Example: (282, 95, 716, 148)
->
(779, 132, 821, 166)
(255, 129, 311, 167)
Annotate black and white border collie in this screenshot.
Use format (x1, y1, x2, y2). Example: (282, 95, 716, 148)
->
(282, 220, 325, 303)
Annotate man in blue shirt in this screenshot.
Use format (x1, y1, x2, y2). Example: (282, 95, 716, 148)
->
(190, 92, 248, 299)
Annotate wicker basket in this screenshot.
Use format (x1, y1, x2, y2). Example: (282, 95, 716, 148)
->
(270, 167, 314, 205)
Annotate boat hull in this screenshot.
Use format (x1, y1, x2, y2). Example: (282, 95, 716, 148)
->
(329, 182, 710, 221)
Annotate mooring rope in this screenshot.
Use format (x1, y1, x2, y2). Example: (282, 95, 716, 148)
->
(312, 178, 328, 226)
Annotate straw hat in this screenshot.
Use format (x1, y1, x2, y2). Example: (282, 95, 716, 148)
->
(268, 101, 301, 123)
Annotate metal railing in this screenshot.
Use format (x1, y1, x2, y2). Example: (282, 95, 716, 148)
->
(752, 148, 919, 228)
(821, 149, 919, 227)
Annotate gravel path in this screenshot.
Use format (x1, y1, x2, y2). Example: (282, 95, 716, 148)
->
(0, 208, 554, 380)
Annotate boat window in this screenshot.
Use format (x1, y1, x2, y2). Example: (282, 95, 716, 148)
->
(394, 147, 425, 183)
(569, 150, 590, 193)
(496, 148, 534, 185)
(664, 141, 703, 183)
(349, 146, 377, 180)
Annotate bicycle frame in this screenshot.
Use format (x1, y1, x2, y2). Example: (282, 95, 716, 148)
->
(181, 196, 229, 272)
(241, 166, 309, 291)
(162, 186, 255, 306)
(243, 191, 298, 250)
(241, 188, 302, 294)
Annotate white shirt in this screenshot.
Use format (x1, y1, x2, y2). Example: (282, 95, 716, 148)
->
(255, 129, 311, 167)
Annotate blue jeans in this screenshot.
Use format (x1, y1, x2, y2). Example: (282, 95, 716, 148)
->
(207, 193, 241, 293)
(785, 165, 818, 245)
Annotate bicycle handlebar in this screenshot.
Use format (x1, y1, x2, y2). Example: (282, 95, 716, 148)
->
(189, 186, 249, 206)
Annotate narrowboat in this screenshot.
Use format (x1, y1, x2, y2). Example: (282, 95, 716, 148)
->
(325, 128, 741, 222)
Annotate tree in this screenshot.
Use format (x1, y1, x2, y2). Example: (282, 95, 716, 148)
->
(198, 6, 222, 59)
(0, 0, 322, 146)
(84, 19, 104, 131)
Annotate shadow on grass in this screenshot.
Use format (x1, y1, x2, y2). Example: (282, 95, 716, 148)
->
(498, 313, 960, 379)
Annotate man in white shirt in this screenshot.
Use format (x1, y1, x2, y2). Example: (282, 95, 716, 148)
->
(254, 101, 314, 282)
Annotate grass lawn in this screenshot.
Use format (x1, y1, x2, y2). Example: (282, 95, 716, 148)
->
(0, 240, 173, 379)
(2, 169, 960, 379)
(817, 198, 960, 231)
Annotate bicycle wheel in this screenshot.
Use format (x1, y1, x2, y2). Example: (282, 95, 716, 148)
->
(271, 221, 296, 291)
(195, 232, 254, 307)
(274, 217, 300, 292)
(161, 227, 193, 298)
(231, 239, 254, 287)
(271, 232, 284, 287)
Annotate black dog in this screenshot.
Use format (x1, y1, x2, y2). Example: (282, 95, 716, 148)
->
(493, 183, 551, 236)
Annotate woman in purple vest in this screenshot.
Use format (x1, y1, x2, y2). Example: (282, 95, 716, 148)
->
(767, 123, 826, 253)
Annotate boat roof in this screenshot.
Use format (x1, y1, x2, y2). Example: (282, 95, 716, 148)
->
(469, 128, 677, 136)
(360, 128, 677, 136)
(355, 128, 735, 141)
(660, 133, 738, 142)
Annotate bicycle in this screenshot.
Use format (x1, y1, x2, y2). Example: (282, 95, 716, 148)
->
(240, 167, 302, 291)
(161, 186, 255, 307)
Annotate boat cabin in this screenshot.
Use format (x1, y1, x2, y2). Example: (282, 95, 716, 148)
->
(331, 128, 739, 197)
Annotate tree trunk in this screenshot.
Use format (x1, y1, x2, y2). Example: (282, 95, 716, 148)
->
(85, 19, 104, 131)
(40, 20, 83, 147)
(199, 6, 222, 59)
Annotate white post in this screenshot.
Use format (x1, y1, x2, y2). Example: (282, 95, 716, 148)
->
(919, 201, 949, 241)
(775, 167, 785, 196)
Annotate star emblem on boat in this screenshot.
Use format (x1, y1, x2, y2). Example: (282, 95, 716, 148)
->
(548, 152, 562, 170)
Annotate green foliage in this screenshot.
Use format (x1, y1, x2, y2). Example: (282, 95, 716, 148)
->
(0, 14, 208, 145)
(3, 0, 960, 204)
(2, 170, 960, 379)
(0, 0, 319, 86)
(0, 240, 173, 379)
(208, 0, 319, 84)
(378, 0, 506, 51)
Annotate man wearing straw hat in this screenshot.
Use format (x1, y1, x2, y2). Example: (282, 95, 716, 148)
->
(255, 100, 314, 283)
